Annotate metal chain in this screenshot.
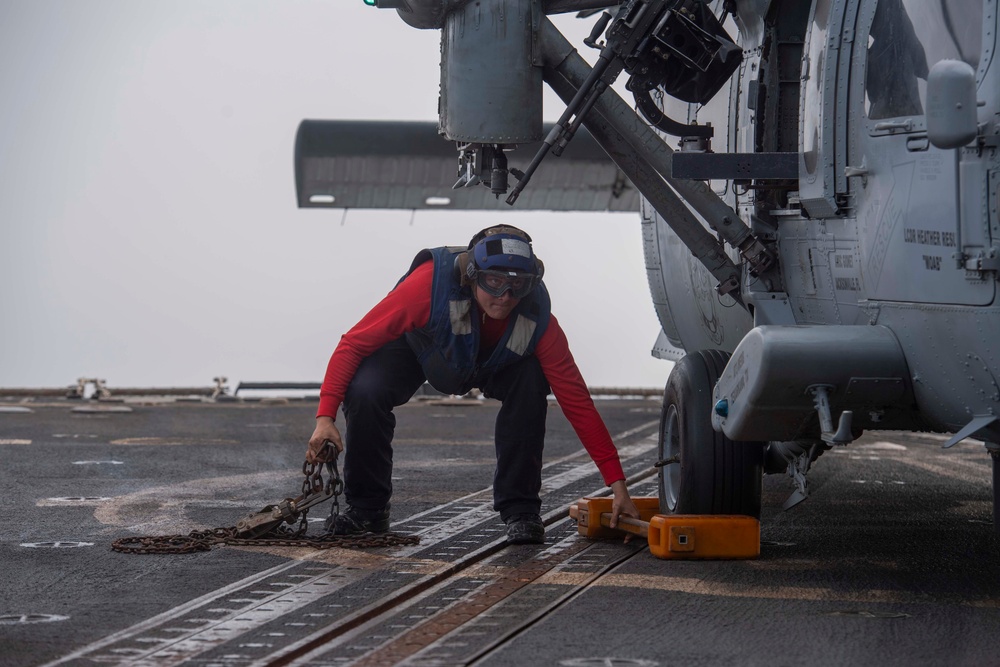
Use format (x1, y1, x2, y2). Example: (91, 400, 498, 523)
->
(112, 445, 417, 555)
(110, 527, 419, 555)
(318, 452, 342, 526)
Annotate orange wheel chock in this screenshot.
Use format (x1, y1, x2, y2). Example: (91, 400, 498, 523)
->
(569, 497, 760, 560)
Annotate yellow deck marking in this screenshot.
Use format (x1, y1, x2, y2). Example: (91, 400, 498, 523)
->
(560, 573, 1000, 608)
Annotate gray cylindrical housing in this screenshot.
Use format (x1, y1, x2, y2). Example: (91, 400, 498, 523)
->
(711, 325, 914, 442)
(927, 59, 979, 149)
(439, 0, 543, 143)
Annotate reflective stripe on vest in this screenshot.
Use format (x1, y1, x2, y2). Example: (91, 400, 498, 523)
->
(399, 246, 551, 394)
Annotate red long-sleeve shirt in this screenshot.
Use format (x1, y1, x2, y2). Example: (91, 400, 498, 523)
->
(317, 260, 626, 485)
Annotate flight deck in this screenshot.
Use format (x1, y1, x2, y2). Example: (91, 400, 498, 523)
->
(2, 392, 999, 666)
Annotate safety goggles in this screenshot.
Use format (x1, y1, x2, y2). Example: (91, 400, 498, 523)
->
(476, 269, 537, 299)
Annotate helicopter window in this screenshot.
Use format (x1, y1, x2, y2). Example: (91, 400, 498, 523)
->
(865, 0, 982, 120)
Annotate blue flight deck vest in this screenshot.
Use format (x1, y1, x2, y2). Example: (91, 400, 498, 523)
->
(402, 246, 551, 395)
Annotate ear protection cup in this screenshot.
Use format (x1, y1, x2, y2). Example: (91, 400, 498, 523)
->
(453, 251, 474, 286)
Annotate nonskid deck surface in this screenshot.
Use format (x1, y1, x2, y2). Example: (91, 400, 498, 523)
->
(2, 396, 999, 667)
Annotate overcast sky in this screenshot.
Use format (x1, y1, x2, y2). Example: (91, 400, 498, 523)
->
(0, 0, 670, 392)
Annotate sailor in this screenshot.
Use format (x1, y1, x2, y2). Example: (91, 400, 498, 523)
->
(306, 225, 640, 544)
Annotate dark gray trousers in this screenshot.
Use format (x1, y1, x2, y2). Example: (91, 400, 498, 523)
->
(340, 337, 550, 520)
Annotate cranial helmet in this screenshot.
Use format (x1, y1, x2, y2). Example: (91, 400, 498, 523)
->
(459, 225, 545, 298)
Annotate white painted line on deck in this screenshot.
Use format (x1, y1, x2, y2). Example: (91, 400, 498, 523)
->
(44, 420, 660, 666)
(39, 561, 303, 667)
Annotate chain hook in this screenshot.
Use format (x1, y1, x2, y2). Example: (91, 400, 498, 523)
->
(111, 438, 422, 553)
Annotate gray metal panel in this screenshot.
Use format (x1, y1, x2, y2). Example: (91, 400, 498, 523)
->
(294, 120, 638, 212)
(671, 152, 799, 180)
(798, 0, 844, 218)
(748, 291, 797, 325)
(641, 197, 752, 356)
(845, 2, 994, 307)
(651, 329, 686, 362)
(393, 0, 620, 29)
(777, 215, 866, 325)
(979, 0, 999, 124)
(641, 198, 685, 351)
(834, 0, 861, 198)
(440, 0, 543, 143)
(541, 0, 620, 14)
(873, 301, 1000, 432)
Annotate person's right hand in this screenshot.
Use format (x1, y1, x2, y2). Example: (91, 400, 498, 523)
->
(609, 479, 641, 543)
(307, 415, 343, 463)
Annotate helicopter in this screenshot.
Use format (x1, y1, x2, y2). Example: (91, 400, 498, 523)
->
(295, 0, 1000, 530)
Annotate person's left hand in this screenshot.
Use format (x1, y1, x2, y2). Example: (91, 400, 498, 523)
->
(608, 479, 641, 543)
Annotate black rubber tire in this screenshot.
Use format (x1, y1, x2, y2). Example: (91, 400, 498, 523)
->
(657, 349, 765, 518)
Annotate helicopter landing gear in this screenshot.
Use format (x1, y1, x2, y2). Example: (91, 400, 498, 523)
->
(657, 350, 764, 519)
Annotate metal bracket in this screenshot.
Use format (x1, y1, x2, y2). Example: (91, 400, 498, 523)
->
(963, 245, 1000, 275)
(716, 274, 741, 297)
(734, 232, 776, 276)
(808, 384, 854, 445)
(782, 442, 819, 510)
(453, 145, 482, 189)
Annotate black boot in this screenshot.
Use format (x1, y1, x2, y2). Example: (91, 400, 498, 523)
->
(504, 513, 544, 544)
(325, 504, 391, 535)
